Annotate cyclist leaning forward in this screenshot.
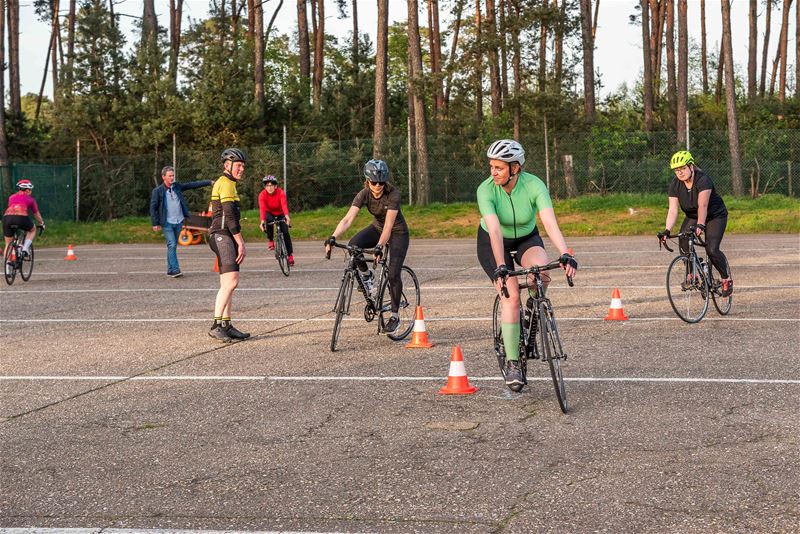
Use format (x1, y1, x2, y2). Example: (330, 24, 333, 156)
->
(659, 150, 732, 297)
(324, 159, 409, 335)
(3, 179, 45, 263)
(476, 139, 577, 388)
(207, 148, 250, 343)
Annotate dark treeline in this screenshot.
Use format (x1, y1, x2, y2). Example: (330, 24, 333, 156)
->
(0, 0, 798, 208)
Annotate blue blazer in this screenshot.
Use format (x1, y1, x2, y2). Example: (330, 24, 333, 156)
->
(150, 180, 212, 226)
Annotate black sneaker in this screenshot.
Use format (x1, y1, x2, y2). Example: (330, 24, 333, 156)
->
(504, 359, 524, 391)
(225, 324, 251, 340)
(384, 315, 400, 335)
(208, 324, 233, 343)
(170, 271, 184, 278)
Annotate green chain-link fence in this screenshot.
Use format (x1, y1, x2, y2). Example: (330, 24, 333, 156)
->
(0, 163, 74, 221)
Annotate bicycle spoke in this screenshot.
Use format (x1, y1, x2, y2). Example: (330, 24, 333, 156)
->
(666, 255, 709, 323)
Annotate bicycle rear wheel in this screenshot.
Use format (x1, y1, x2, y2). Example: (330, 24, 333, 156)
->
(330, 270, 354, 352)
(276, 235, 290, 276)
(710, 267, 732, 315)
(377, 265, 420, 341)
(666, 255, 709, 323)
(539, 302, 567, 413)
(20, 245, 34, 281)
(4, 243, 17, 285)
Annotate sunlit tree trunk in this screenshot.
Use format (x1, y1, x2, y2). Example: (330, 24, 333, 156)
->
(407, 0, 430, 205)
(700, 0, 708, 93)
(553, 0, 566, 92)
(7, 0, 19, 120)
(760, 0, 772, 97)
(254, 0, 265, 119)
(168, 0, 183, 91)
(50, 0, 60, 106)
(474, 0, 483, 121)
(721, 0, 744, 196)
(351, 0, 359, 75)
(0, 0, 8, 167)
(485, 0, 501, 116)
(499, 0, 508, 100)
(509, 0, 521, 139)
(676, 0, 688, 145)
(443, 0, 464, 110)
(666, 0, 676, 124)
(428, 0, 444, 120)
(538, 2, 547, 92)
(747, 0, 757, 99)
(580, 0, 595, 123)
(312, 0, 324, 112)
(373, 0, 388, 158)
(297, 0, 311, 100)
(649, 0, 667, 105)
(777, 0, 793, 101)
(796, 0, 799, 98)
(715, 42, 724, 104)
(641, 0, 653, 130)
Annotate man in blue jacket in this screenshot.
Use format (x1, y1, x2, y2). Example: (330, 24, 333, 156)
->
(150, 166, 212, 277)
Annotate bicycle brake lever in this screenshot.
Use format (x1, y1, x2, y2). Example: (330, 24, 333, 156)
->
(566, 275, 574, 287)
(501, 280, 509, 299)
(325, 249, 332, 260)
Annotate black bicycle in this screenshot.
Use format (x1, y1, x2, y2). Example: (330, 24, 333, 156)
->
(326, 242, 420, 352)
(4, 224, 43, 285)
(264, 218, 291, 276)
(492, 259, 573, 413)
(660, 229, 732, 323)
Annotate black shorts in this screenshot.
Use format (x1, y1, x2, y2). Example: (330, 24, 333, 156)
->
(2, 215, 33, 238)
(208, 231, 240, 274)
(476, 225, 545, 280)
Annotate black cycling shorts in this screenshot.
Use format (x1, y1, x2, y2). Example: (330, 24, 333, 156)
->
(2, 215, 33, 238)
(208, 231, 240, 274)
(476, 225, 545, 280)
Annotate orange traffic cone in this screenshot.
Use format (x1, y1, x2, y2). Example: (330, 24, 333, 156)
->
(212, 256, 219, 273)
(604, 288, 629, 320)
(439, 345, 478, 395)
(406, 306, 434, 348)
(64, 245, 77, 261)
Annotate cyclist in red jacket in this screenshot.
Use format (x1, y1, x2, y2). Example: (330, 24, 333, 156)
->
(258, 175, 294, 266)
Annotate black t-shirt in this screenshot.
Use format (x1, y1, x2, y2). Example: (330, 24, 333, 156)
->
(351, 183, 408, 234)
(668, 169, 728, 220)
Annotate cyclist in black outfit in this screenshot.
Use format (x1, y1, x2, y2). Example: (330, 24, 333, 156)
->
(659, 150, 733, 296)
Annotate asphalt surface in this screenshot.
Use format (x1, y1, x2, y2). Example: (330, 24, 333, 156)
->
(1, 235, 799, 533)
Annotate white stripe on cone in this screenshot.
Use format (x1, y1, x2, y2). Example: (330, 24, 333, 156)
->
(413, 319, 427, 332)
(610, 298, 623, 308)
(448, 360, 467, 377)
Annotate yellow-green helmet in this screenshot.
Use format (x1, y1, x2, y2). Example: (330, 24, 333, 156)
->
(670, 150, 694, 169)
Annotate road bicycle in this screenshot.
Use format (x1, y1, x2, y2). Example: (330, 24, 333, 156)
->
(493, 259, 574, 413)
(327, 242, 420, 352)
(4, 225, 43, 286)
(264, 218, 291, 276)
(660, 229, 732, 323)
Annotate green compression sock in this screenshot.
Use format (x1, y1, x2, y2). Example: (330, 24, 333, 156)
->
(501, 321, 521, 361)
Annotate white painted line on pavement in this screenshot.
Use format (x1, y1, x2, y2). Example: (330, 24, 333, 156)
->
(0, 317, 797, 323)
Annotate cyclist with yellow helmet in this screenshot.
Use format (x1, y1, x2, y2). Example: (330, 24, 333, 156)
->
(659, 150, 732, 296)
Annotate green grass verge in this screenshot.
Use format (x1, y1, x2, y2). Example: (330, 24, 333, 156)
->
(34, 194, 800, 247)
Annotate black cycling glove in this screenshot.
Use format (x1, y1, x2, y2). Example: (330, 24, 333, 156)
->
(373, 244, 384, 260)
(324, 235, 336, 247)
(657, 229, 671, 240)
(559, 253, 578, 270)
(492, 264, 509, 281)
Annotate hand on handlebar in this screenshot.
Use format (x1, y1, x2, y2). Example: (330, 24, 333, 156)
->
(693, 223, 706, 236)
(324, 235, 336, 259)
(373, 244, 384, 265)
(558, 253, 578, 278)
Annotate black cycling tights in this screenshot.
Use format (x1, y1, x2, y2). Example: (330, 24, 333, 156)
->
(679, 216, 730, 279)
(349, 225, 409, 313)
(264, 213, 293, 255)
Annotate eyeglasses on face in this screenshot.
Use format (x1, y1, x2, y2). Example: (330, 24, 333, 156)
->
(368, 181, 385, 186)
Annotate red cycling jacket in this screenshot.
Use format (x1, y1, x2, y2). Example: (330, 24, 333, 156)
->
(258, 187, 289, 219)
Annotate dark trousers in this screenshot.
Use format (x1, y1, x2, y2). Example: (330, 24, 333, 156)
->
(679, 216, 730, 279)
(349, 225, 409, 313)
(265, 213, 293, 255)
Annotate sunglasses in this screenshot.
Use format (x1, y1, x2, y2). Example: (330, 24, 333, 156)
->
(368, 181, 385, 186)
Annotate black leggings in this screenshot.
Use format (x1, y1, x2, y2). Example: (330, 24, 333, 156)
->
(349, 225, 409, 313)
(264, 213, 293, 255)
(679, 216, 730, 279)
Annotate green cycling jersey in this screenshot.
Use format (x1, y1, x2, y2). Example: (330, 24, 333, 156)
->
(477, 171, 553, 239)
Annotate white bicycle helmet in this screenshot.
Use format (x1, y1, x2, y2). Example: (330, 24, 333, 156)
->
(486, 139, 525, 167)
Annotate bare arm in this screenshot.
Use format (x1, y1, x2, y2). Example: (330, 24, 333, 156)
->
(482, 214, 508, 268)
(665, 197, 680, 231)
(538, 207, 569, 256)
(696, 190, 711, 230)
(326, 205, 361, 253)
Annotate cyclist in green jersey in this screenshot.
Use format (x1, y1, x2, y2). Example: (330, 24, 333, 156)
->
(476, 139, 577, 389)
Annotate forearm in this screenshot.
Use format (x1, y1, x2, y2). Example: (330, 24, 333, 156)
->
(665, 207, 679, 231)
(540, 209, 569, 255)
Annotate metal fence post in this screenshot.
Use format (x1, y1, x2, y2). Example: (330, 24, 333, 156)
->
(283, 125, 287, 192)
(544, 113, 550, 190)
(172, 133, 177, 177)
(76, 139, 80, 222)
(407, 116, 413, 205)
(789, 161, 793, 197)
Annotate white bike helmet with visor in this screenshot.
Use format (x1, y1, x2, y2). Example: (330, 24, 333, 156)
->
(16, 179, 34, 190)
(486, 139, 525, 167)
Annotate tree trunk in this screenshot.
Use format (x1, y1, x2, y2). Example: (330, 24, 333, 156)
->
(373, 0, 389, 158)
(649, 0, 667, 105)
(760, 0, 772, 97)
(254, 0, 265, 119)
(676, 0, 688, 145)
(666, 0, 676, 125)
(538, 4, 547, 92)
(168, 0, 183, 90)
(510, 0, 521, 139)
(443, 0, 465, 110)
(499, 0, 508, 100)
(485, 0, 501, 116)
(297, 0, 311, 99)
(721, 0, 744, 196)
(715, 41, 724, 104)
(428, 0, 444, 120)
(7, 0, 20, 120)
(796, 0, 799, 98)
(553, 0, 566, 92)
(579, 0, 595, 123)
(65, 0, 76, 92)
(777, 0, 793, 102)
(351, 0, 358, 75)
(265, 0, 283, 38)
(474, 0, 483, 121)
(312, 0, 324, 112)
(563, 155, 578, 198)
(407, 0, 430, 205)
(700, 0, 708, 93)
(0, 0, 8, 167)
(641, 0, 653, 130)
(747, 0, 757, 99)
(50, 0, 60, 106)
(142, 0, 157, 49)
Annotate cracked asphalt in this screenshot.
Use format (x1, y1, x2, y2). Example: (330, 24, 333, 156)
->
(1, 235, 799, 533)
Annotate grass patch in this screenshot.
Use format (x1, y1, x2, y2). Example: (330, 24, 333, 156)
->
(33, 193, 800, 246)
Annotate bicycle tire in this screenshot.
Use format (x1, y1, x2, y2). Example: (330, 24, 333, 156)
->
(377, 265, 420, 341)
(20, 245, 34, 281)
(330, 270, 354, 352)
(539, 302, 568, 413)
(276, 234, 290, 276)
(491, 294, 527, 392)
(666, 255, 709, 323)
(4, 243, 17, 285)
(710, 267, 732, 315)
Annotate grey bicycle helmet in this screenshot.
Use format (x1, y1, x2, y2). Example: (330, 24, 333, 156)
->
(221, 148, 247, 163)
(262, 175, 278, 184)
(486, 139, 525, 167)
(364, 159, 389, 183)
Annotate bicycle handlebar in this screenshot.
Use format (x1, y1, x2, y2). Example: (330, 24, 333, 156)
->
(659, 230, 705, 253)
(499, 259, 574, 298)
(325, 241, 382, 266)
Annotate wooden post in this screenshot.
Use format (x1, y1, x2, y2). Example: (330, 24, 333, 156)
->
(563, 154, 578, 198)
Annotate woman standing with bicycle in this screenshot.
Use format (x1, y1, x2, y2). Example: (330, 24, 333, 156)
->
(477, 140, 577, 389)
(258, 175, 294, 266)
(324, 159, 409, 336)
(658, 150, 732, 297)
(3, 180, 45, 263)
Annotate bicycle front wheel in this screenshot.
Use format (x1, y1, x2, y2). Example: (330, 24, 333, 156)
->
(666, 255, 709, 323)
(276, 235, 290, 276)
(377, 265, 420, 341)
(539, 302, 567, 413)
(20, 245, 34, 281)
(330, 270, 354, 352)
(4, 244, 17, 285)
